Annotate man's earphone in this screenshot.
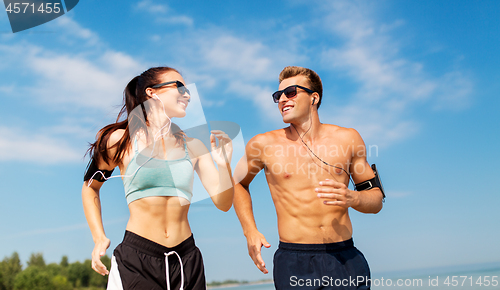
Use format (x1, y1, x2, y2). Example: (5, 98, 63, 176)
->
(312, 98, 316, 105)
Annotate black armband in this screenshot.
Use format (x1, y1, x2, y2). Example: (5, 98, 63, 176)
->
(84, 158, 114, 182)
(355, 164, 385, 199)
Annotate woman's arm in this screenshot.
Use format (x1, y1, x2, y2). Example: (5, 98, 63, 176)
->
(192, 130, 234, 212)
(82, 180, 110, 275)
(82, 129, 124, 275)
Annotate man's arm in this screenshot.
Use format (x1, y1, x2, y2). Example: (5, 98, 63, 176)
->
(349, 129, 384, 213)
(316, 128, 383, 213)
(233, 135, 271, 274)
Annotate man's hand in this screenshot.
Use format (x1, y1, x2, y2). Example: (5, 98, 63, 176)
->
(316, 179, 359, 208)
(91, 237, 111, 276)
(246, 231, 271, 274)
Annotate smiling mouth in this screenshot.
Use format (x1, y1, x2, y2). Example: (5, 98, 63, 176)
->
(282, 105, 293, 113)
(178, 100, 188, 108)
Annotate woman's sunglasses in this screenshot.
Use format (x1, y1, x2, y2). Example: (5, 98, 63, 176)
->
(151, 80, 190, 96)
(272, 85, 314, 103)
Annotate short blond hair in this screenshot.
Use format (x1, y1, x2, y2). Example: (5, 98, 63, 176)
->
(279, 66, 323, 109)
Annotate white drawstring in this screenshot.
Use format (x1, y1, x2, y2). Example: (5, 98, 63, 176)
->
(164, 251, 184, 290)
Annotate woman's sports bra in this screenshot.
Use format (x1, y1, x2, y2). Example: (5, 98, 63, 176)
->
(123, 137, 194, 204)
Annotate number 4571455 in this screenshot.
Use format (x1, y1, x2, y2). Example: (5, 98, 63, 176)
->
(5, 2, 62, 14)
(443, 276, 498, 287)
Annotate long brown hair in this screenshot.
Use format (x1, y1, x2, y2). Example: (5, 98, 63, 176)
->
(87, 67, 186, 165)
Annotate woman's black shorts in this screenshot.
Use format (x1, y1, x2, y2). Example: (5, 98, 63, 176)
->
(107, 231, 206, 290)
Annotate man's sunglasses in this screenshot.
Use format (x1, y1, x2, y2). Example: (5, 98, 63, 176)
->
(151, 80, 190, 96)
(272, 85, 314, 103)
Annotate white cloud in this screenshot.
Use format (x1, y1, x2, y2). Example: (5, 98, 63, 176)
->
(146, 1, 470, 143)
(226, 80, 282, 124)
(201, 36, 274, 80)
(151, 34, 161, 42)
(149, 27, 304, 120)
(25, 48, 143, 110)
(0, 32, 15, 42)
(316, 0, 473, 145)
(157, 15, 194, 26)
(323, 43, 438, 103)
(184, 71, 218, 91)
(379, 19, 406, 33)
(322, 104, 420, 147)
(433, 71, 473, 110)
(135, 0, 193, 26)
(0, 19, 144, 164)
(40, 118, 99, 140)
(0, 85, 14, 94)
(0, 126, 82, 163)
(0, 26, 143, 112)
(18, 17, 143, 111)
(50, 16, 100, 47)
(136, 0, 169, 14)
(387, 191, 412, 198)
(159, 24, 305, 82)
(0, 43, 30, 71)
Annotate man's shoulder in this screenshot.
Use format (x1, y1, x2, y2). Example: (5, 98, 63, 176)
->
(248, 128, 286, 146)
(321, 124, 362, 142)
(322, 123, 358, 135)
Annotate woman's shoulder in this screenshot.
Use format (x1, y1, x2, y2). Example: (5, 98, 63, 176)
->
(185, 136, 206, 147)
(107, 129, 127, 148)
(185, 136, 209, 155)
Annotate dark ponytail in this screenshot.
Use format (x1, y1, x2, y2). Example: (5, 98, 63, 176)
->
(86, 67, 187, 165)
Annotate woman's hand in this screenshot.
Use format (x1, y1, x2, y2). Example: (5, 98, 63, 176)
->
(91, 237, 111, 276)
(210, 130, 233, 166)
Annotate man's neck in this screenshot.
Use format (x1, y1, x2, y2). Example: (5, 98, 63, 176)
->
(289, 112, 321, 141)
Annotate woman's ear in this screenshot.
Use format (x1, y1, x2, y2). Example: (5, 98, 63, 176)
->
(145, 87, 154, 97)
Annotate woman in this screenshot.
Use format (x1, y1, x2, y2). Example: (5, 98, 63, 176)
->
(82, 67, 233, 290)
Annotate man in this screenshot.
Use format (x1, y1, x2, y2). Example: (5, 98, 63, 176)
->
(233, 66, 384, 289)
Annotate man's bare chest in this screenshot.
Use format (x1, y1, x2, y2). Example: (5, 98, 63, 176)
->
(261, 142, 353, 180)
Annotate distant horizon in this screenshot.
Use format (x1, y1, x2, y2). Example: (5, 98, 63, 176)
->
(371, 261, 500, 278)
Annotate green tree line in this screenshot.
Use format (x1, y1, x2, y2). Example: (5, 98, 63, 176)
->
(207, 279, 248, 287)
(0, 252, 111, 290)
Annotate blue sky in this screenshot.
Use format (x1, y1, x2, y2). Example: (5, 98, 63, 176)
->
(0, 0, 499, 283)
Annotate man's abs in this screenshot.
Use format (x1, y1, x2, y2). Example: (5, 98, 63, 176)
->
(270, 187, 353, 244)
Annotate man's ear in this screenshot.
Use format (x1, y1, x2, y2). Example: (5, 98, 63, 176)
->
(311, 92, 319, 106)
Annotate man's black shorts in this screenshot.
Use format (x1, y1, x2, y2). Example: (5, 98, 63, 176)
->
(273, 239, 370, 289)
(107, 231, 206, 290)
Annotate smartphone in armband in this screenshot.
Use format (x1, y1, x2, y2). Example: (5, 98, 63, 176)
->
(355, 164, 385, 200)
(371, 164, 385, 200)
